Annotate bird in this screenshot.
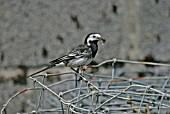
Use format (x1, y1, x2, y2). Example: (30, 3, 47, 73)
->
(28, 33, 106, 77)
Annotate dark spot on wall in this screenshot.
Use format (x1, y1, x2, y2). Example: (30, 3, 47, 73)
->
(1, 52, 4, 61)
(143, 54, 157, 67)
(71, 15, 82, 29)
(112, 4, 117, 14)
(115, 62, 125, 69)
(0, 1, 4, 5)
(56, 35, 64, 44)
(155, 0, 159, 4)
(46, 71, 61, 82)
(130, 44, 134, 49)
(156, 34, 161, 43)
(42, 47, 48, 58)
(24, 12, 29, 17)
(144, 54, 155, 62)
(10, 36, 15, 42)
(102, 62, 112, 69)
(138, 72, 145, 77)
(0, 77, 4, 83)
(13, 65, 28, 85)
(12, 74, 25, 85)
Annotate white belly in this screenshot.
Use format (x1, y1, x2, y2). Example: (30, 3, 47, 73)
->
(67, 57, 93, 68)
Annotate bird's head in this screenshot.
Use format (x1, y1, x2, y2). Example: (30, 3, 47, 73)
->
(84, 33, 106, 46)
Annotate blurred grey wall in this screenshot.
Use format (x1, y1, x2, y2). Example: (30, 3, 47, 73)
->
(1, 0, 170, 68)
(1, 0, 170, 113)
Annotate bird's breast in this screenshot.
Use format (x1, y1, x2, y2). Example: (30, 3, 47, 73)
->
(90, 42, 98, 58)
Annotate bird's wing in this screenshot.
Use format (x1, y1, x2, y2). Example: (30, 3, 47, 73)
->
(50, 44, 92, 65)
(69, 44, 92, 58)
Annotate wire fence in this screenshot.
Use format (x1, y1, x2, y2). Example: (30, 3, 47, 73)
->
(1, 58, 170, 114)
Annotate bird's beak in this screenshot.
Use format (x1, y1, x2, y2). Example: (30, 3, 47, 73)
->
(99, 37, 106, 44)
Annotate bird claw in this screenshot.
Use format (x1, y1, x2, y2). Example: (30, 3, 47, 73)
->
(80, 65, 92, 71)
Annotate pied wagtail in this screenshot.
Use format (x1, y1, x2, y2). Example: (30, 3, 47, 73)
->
(28, 33, 106, 77)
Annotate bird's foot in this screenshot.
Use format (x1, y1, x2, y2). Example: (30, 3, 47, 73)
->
(80, 65, 92, 71)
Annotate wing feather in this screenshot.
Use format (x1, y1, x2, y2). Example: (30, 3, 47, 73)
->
(50, 44, 92, 65)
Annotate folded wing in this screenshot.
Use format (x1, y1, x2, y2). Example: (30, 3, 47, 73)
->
(50, 44, 92, 65)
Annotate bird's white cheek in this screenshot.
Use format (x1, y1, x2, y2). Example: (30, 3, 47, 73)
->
(87, 37, 94, 46)
(87, 40, 91, 46)
(87, 42, 91, 46)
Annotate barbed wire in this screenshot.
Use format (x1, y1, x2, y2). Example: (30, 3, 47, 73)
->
(1, 58, 170, 114)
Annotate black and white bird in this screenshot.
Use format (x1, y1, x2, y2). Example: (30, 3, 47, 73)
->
(28, 33, 106, 77)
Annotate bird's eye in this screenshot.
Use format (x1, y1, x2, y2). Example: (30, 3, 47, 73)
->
(93, 35, 96, 38)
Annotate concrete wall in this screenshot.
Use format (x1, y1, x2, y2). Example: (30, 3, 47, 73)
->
(1, 0, 170, 67)
(0, 0, 170, 113)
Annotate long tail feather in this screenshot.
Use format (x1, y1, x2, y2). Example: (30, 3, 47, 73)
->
(27, 64, 55, 78)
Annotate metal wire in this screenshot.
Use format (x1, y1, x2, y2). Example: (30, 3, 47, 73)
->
(1, 58, 170, 114)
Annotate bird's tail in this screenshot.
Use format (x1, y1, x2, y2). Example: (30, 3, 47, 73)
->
(27, 64, 55, 78)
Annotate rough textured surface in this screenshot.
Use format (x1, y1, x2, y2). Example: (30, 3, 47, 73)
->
(1, 0, 170, 67)
(139, 0, 170, 61)
(1, 0, 170, 113)
(0, 0, 121, 67)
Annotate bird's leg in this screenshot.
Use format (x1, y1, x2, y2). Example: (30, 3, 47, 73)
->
(71, 67, 80, 87)
(71, 67, 79, 73)
(79, 67, 84, 80)
(76, 67, 80, 73)
(75, 67, 84, 82)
